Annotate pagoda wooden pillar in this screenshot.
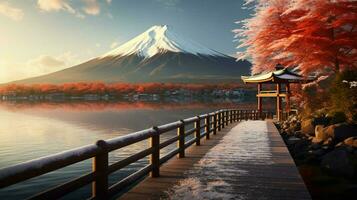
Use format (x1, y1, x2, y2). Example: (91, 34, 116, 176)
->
(257, 83, 262, 118)
(285, 83, 291, 116)
(276, 83, 282, 121)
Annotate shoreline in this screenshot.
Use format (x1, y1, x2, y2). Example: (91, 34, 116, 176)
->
(276, 117, 357, 200)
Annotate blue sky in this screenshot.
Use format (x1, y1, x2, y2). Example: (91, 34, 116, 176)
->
(0, 0, 251, 83)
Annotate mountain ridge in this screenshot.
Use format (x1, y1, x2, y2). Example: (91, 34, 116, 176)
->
(11, 25, 251, 84)
(102, 25, 225, 58)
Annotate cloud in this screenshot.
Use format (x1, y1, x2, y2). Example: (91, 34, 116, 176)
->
(155, 0, 182, 11)
(57, 51, 81, 66)
(155, 0, 181, 7)
(37, 0, 75, 14)
(27, 55, 65, 68)
(0, 2, 24, 21)
(75, 12, 86, 19)
(27, 52, 82, 74)
(110, 41, 119, 49)
(34, 52, 80, 66)
(82, 0, 100, 15)
(106, 0, 112, 4)
(0, 52, 83, 83)
(37, 0, 104, 18)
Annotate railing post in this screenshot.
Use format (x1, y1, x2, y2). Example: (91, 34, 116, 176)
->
(194, 116, 201, 146)
(258, 110, 261, 120)
(225, 110, 229, 126)
(205, 115, 210, 140)
(177, 120, 185, 158)
(217, 111, 221, 131)
(222, 111, 225, 129)
(213, 112, 217, 135)
(150, 127, 160, 177)
(222, 110, 225, 126)
(230, 110, 233, 124)
(231, 110, 234, 122)
(255, 110, 258, 120)
(222, 111, 224, 128)
(92, 140, 108, 199)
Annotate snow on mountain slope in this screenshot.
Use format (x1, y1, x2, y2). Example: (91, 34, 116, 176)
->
(11, 25, 251, 84)
(102, 25, 224, 58)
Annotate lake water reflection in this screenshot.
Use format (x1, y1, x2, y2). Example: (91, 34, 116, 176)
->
(0, 100, 255, 199)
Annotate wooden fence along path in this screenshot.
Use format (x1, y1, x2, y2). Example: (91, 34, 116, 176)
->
(0, 109, 309, 200)
(120, 121, 311, 200)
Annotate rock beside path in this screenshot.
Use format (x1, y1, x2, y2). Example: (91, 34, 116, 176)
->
(321, 148, 355, 177)
(279, 115, 357, 178)
(324, 123, 357, 142)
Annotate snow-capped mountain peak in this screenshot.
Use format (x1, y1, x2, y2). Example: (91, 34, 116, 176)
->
(102, 25, 223, 58)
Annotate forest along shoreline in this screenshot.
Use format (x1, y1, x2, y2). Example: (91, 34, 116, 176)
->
(276, 113, 357, 200)
(0, 83, 254, 102)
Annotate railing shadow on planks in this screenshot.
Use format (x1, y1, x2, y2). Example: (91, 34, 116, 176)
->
(0, 109, 274, 199)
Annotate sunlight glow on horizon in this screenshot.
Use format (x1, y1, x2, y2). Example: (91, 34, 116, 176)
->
(0, 0, 249, 83)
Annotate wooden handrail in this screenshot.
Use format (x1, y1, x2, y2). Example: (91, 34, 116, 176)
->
(0, 144, 100, 188)
(0, 109, 275, 199)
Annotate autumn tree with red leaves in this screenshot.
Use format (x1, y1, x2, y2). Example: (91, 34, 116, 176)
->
(235, 0, 357, 75)
(235, 0, 357, 118)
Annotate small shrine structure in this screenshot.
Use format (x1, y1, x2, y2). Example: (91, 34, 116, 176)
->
(241, 65, 314, 120)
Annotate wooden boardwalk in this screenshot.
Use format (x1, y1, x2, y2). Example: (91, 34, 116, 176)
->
(119, 120, 311, 200)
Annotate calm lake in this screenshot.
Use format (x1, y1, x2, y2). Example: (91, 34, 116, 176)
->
(0, 100, 255, 199)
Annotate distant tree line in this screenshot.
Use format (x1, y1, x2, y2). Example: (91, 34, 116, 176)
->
(0, 82, 253, 96)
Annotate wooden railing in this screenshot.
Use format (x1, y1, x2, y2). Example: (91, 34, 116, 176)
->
(0, 109, 274, 199)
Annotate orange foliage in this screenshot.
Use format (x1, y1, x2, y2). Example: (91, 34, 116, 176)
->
(0, 82, 252, 96)
(0, 101, 258, 112)
(235, 0, 357, 75)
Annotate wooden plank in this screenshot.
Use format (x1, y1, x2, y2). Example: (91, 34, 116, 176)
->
(119, 123, 236, 200)
(119, 121, 311, 200)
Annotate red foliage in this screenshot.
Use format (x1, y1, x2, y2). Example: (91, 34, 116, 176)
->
(0, 82, 252, 96)
(235, 0, 357, 75)
(0, 101, 258, 112)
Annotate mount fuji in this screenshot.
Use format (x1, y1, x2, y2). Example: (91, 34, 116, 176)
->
(13, 25, 251, 84)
